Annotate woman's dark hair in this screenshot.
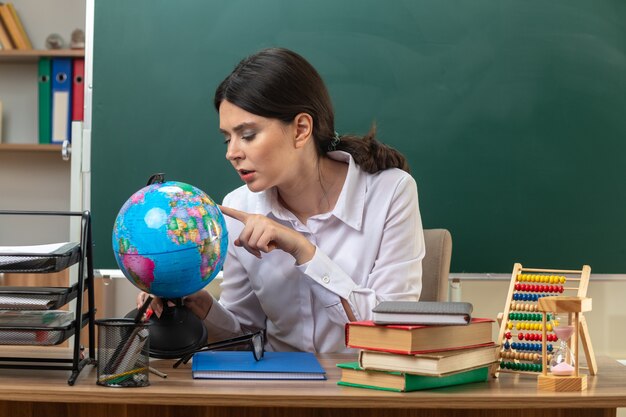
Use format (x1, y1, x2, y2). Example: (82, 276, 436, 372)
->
(214, 47, 409, 173)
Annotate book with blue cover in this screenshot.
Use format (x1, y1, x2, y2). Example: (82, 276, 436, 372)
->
(191, 351, 327, 380)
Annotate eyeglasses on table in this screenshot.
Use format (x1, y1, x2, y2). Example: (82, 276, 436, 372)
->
(173, 330, 264, 368)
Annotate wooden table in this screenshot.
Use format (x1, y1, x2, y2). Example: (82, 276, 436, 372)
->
(0, 353, 624, 417)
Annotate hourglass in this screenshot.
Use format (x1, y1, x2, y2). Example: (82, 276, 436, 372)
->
(537, 296, 592, 391)
(550, 313, 575, 376)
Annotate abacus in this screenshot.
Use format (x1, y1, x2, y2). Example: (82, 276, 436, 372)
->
(495, 263, 597, 376)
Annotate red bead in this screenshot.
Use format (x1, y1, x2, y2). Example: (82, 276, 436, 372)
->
(515, 283, 521, 291)
(506, 332, 511, 339)
(518, 333, 524, 340)
(559, 285, 564, 293)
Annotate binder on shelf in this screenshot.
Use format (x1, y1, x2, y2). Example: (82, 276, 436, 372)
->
(0, 4, 26, 50)
(71, 58, 84, 121)
(38, 58, 52, 144)
(51, 58, 72, 144)
(0, 15, 14, 50)
(5, 2, 32, 49)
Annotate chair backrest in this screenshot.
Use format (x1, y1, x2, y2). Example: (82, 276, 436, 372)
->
(420, 229, 453, 302)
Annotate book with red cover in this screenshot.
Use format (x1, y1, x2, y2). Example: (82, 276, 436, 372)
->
(71, 58, 85, 121)
(345, 318, 494, 355)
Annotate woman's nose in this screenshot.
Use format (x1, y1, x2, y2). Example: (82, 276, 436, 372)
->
(225, 140, 242, 161)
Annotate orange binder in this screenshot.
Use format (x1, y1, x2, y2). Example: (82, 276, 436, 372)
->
(6, 3, 31, 49)
(72, 58, 85, 121)
(0, 15, 14, 50)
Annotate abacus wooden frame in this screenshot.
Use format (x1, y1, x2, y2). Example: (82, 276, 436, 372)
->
(495, 263, 596, 377)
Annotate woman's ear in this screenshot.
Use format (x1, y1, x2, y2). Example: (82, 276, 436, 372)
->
(293, 113, 313, 149)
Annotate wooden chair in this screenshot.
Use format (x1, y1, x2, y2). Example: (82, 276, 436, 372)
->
(420, 229, 453, 302)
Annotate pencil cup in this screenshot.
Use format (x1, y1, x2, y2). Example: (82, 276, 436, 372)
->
(95, 318, 150, 387)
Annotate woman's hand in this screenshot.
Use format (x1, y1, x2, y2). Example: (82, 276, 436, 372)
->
(136, 290, 213, 320)
(136, 291, 166, 318)
(219, 205, 315, 265)
(182, 290, 214, 320)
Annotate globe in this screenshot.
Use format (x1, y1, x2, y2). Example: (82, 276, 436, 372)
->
(112, 181, 228, 299)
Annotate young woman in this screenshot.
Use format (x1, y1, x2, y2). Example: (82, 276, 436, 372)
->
(139, 47, 424, 353)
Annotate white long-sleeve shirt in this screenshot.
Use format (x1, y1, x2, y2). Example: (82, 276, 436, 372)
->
(203, 151, 425, 353)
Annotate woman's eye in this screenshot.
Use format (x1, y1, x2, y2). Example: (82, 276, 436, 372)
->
(242, 132, 256, 141)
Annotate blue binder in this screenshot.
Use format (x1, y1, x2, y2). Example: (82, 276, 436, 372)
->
(51, 58, 73, 144)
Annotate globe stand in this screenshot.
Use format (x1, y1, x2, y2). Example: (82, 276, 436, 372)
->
(126, 298, 207, 359)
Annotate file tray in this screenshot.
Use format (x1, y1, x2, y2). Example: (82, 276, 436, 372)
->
(0, 314, 89, 346)
(0, 285, 78, 310)
(0, 242, 81, 273)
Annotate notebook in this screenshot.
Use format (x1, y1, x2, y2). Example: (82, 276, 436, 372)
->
(372, 301, 473, 325)
(191, 351, 327, 380)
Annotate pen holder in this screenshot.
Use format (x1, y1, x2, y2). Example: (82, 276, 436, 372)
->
(96, 318, 150, 387)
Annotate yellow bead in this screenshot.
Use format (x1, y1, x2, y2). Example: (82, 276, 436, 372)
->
(516, 322, 522, 330)
(507, 322, 513, 329)
(546, 323, 552, 331)
(560, 276, 566, 283)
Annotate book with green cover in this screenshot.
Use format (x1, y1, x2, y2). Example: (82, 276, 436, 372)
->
(336, 361, 491, 392)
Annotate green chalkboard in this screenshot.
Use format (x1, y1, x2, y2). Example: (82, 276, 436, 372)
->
(92, 0, 626, 273)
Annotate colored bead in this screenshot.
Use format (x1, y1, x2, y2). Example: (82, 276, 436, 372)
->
(518, 332, 524, 340)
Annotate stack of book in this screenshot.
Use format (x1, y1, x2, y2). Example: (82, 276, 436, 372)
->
(338, 301, 499, 392)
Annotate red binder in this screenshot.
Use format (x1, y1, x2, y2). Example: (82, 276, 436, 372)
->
(71, 58, 84, 121)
